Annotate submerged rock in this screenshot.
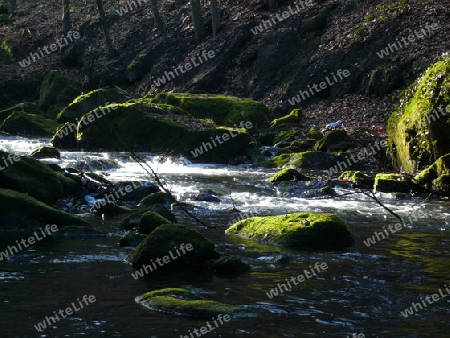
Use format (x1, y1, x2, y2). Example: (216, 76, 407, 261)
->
(204, 256, 250, 276)
(127, 224, 220, 268)
(135, 288, 254, 319)
(225, 212, 355, 249)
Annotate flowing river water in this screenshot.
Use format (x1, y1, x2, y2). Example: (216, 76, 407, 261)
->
(1, 136, 450, 338)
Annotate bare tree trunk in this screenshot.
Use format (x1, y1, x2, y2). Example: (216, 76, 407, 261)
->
(150, 0, 166, 35)
(190, 0, 205, 41)
(268, 0, 277, 11)
(210, 0, 219, 37)
(62, 0, 71, 36)
(95, 0, 116, 57)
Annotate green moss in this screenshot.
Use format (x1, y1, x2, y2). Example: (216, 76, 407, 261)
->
(136, 288, 252, 319)
(148, 92, 269, 127)
(0, 188, 89, 230)
(279, 139, 316, 154)
(139, 192, 175, 208)
(272, 151, 339, 169)
(321, 186, 337, 196)
(268, 168, 310, 183)
(56, 88, 130, 123)
(0, 103, 44, 124)
(387, 56, 450, 172)
(127, 224, 220, 267)
(226, 212, 355, 248)
(139, 211, 171, 234)
(271, 109, 301, 127)
(0, 150, 79, 204)
(374, 173, 413, 193)
(413, 154, 450, 196)
(0, 111, 60, 137)
(307, 127, 323, 140)
(339, 171, 375, 187)
(274, 130, 298, 144)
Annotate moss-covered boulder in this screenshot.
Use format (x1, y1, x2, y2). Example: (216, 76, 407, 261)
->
(138, 192, 176, 208)
(0, 102, 44, 124)
(307, 127, 323, 140)
(204, 256, 250, 276)
(118, 233, 147, 247)
(387, 56, 450, 172)
(339, 170, 375, 187)
(374, 173, 413, 193)
(0, 188, 89, 230)
(56, 88, 130, 123)
(268, 168, 311, 183)
(147, 92, 268, 127)
(30, 146, 61, 159)
(271, 109, 301, 128)
(413, 154, 450, 196)
(38, 70, 77, 115)
(138, 211, 171, 235)
(0, 151, 79, 204)
(64, 101, 252, 163)
(225, 212, 355, 249)
(0, 111, 60, 137)
(127, 224, 220, 268)
(274, 129, 299, 145)
(119, 205, 177, 230)
(135, 288, 253, 319)
(279, 139, 316, 154)
(314, 130, 356, 152)
(272, 151, 339, 169)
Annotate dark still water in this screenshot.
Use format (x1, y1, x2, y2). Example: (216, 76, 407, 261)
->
(1, 146, 450, 337)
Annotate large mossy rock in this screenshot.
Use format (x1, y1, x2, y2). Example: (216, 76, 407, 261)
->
(0, 188, 89, 230)
(127, 224, 220, 268)
(0, 151, 80, 204)
(268, 168, 310, 183)
(0, 111, 60, 137)
(56, 88, 130, 123)
(135, 288, 253, 319)
(414, 154, 450, 196)
(272, 151, 339, 169)
(314, 130, 356, 152)
(387, 56, 450, 172)
(146, 92, 269, 127)
(225, 212, 355, 249)
(71, 102, 251, 163)
(374, 173, 413, 193)
(0, 103, 44, 124)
